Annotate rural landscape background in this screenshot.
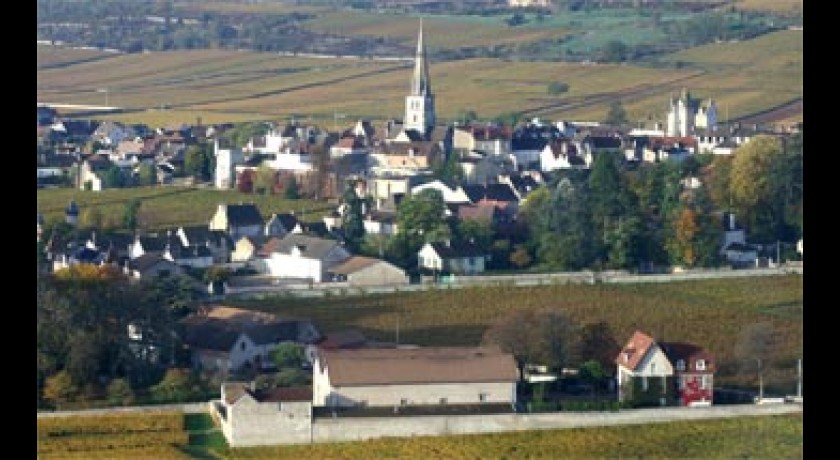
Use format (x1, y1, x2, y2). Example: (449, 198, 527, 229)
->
(37, 0, 803, 458)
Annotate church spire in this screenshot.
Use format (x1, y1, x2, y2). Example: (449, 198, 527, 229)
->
(411, 18, 431, 96)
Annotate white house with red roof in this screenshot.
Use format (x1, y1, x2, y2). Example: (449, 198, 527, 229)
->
(616, 330, 715, 407)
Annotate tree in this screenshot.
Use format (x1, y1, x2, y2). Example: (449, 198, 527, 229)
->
(151, 368, 199, 403)
(103, 164, 126, 188)
(509, 244, 533, 269)
(237, 169, 254, 194)
(534, 310, 578, 373)
(78, 206, 104, 230)
(601, 39, 629, 62)
(42, 370, 79, 408)
(547, 81, 570, 95)
(253, 165, 277, 195)
(283, 175, 300, 199)
(271, 342, 305, 370)
(106, 378, 135, 406)
(432, 151, 464, 183)
(135, 162, 157, 186)
(184, 143, 213, 180)
(396, 189, 450, 250)
(576, 321, 621, 372)
(730, 134, 794, 242)
(123, 198, 141, 232)
(605, 100, 628, 126)
(482, 309, 541, 381)
(456, 219, 494, 251)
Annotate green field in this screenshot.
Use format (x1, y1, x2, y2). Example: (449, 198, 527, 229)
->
(37, 25, 802, 127)
(38, 411, 802, 459)
(230, 274, 803, 391)
(36, 186, 331, 231)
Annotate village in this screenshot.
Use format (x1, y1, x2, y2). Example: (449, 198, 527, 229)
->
(37, 20, 803, 449)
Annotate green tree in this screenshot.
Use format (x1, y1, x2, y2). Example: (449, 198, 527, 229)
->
(102, 165, 126, 188)
(456, 219, 494, 251)
(730, 134, 798, 242)
(135, 162, 157, 186)
(78, 206, 104, 230)
(253, 165, 277, 195)
(396, 189, 450, 250)
(123, 198, 141, 232)
(42, 370, 79, 408)
(432, 151, 464, 183)
(576, 321, 621, 372)
(509, 244, 533, 269)
(601, 39, 629, 62)
(184, 143, 213, 181)
(341, 182, 368, 251)
(547, 81, 570, 95)
(604, 100, 628, 126)
(283, 175, 300, 199)
(106, 378, 135, 406)
(271, 342, 305, 370)
(151, 368, 199, 403)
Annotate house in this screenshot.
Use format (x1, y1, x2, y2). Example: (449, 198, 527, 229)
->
(417, 240, 487, 275)
(615, 331, 715, 407)
(264, 213, 300, 237)
(720, 212, 758, 267)
(261, 234, 351, 282)
(327, 256, 409, 286)
(452, 123, 512, 157)
(78, 154, 113, 191)
(460, 183, 520, 219)
(312, 346, 518, 408)
(540, 139, 589, 171)
(208, 203, 265, 241)
(231, 235, 269, 264)
(411, 180, 471, 205)
(178, 305, 322, 376)
(124, 251, 185, 280)
(458, 151, 514, 185)
(659, 342, 716, 407)
(176, 225, 234, 263)
(216, 383, 313, 447)
(363, 210, 399, 236)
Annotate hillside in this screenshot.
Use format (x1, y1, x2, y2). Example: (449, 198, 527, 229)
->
(37, 27, 801, 127)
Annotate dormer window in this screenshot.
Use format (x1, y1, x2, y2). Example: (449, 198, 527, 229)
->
(696, 359, 706, 371)
(676, 359, 686, 371)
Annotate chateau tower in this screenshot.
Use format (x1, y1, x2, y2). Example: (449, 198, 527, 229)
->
(404, 19, 436, 139)
(666, 88, 696, 137)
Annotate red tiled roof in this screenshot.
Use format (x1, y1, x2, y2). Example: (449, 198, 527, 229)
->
(616, 330, 656, 371)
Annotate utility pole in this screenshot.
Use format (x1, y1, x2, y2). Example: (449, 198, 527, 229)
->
(757, 358, 764, 401)
(796, 358, 802, 398)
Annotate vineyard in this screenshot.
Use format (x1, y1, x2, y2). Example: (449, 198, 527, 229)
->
(36, 411, 192, 459)
(35, 410, 801, 459)
(232, 274, 803, 390)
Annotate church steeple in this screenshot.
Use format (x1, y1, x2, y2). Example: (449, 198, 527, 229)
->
(404, 18, 436, 139)
(411, 18, 431, 96)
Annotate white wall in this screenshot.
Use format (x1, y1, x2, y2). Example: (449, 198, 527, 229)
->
(321, 382, 514, 408)
(265, 253, 323, 282)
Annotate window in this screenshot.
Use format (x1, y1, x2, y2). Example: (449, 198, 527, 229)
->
(479, 393, 488, 402)
(696, 359, 706, 371)
(676, 359, 686, 371)
(701, 375, 710, 389)
(400, 398, 408, 406)
(240, 341, 246, 351)
(439, 398, 448, 405)
(642, 377, 648, 391)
